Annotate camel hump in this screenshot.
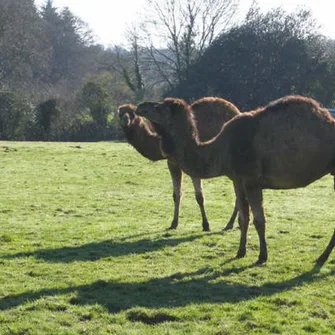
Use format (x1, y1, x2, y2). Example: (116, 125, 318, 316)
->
(191, 97, 241, 141)
(254, 95, 331, 120)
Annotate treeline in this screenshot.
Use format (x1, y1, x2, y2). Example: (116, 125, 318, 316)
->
(172, 7, 335, 110)
(1, 0, 335, 141)
(0, 0, 140, 141)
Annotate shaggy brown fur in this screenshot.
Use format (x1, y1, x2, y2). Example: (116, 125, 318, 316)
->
(136, 95, 335, 266)
(118, 98, 241, 231)
(118, 104, 163, 161)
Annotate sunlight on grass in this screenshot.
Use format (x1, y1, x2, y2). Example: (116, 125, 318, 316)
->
(0, 141, 334, 334)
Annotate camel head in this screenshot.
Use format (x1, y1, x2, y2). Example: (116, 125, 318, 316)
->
(117, 104, 137, 127)
(135, 101, 158, 120)
(137, 98, 191, 130)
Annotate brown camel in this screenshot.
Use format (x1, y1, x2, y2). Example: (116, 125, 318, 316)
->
(136, 95, 335, 266)
(118, 98, 240, 231)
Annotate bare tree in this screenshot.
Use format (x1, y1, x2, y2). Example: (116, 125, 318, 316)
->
(99, 0, 239, 101)
(140, 0, 240, 89)
(99, 29, 146, 103)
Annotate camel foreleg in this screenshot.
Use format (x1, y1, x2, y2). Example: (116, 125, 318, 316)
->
(191, 178, 210, 231)
(167, 160, 183, 230)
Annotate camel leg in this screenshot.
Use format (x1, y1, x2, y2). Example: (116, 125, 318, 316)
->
(191, 178, 210, 231)
(167, 160, 182, 230)
(316, 229, 335, 266)
(245, 184, 267, 265)
(222, 199, 238, 230)
(315, 176, 335, 266)
(234, 181, 250, 258)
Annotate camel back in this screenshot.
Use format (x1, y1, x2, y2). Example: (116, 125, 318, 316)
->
(225, 95, 335, 188)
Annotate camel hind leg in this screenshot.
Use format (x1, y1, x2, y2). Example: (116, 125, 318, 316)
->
(245, 183, 267, 265)
(316, 175, 335, 265)
(191, 178, 210, 231)
(234, 181, 250, 258)
(222, 199, 238, 231)
(167, 160, 182, 230)
(316, 229, 335, 266)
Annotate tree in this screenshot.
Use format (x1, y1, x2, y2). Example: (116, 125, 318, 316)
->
(40, 0, 94, 83)
(101, 0, 239, 100)
(104, 36, 146, 103)
(140, 0, 239, 90)
(175, 5, 335, 108)
(0, 0, 49, 88)
(35, 99, 60, 140)
(82, 81, 110, 129)
(0, 90, 34, 140)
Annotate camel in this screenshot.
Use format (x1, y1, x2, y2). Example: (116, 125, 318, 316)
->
(118, 98, 241, 231)
(136, 95, 335, 266)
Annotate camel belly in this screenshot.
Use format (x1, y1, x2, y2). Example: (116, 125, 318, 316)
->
(260, 156, 333, 189)
(181, 164, 224, 179)
(261, 175, 326, 189)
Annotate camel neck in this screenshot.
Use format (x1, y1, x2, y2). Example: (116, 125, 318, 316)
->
(169, 117, 229, 178)
(123, 119, 164, 161)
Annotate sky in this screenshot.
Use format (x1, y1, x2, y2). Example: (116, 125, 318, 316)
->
(34, 0, 335, 46)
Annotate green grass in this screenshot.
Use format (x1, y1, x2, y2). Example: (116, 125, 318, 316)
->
(0, 141, 334, 335)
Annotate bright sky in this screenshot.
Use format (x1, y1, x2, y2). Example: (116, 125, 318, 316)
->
(34, 0, 335, 46)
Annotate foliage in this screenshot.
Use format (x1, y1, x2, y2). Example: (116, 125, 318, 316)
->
(35, 99, 60, 140)
(82, 81, 110, 129)
(0, 141, 334, 334)
(0, 0, 335, 141)
(174, 6, 335, 108)
(0, 0, 49, 88)
(40, 0, 94, 84)
(102, 0, 240, 100)
(140, 0, 239, 89)
(0, 90, 34, 140)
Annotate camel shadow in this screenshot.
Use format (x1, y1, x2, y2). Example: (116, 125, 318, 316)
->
(0, 230, 216, 263)
(1, 266, 333, 313)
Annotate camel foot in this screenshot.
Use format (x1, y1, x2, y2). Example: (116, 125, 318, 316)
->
(222, 224, 234, 231)
(315, 257, 326, 267)
(254, 254, 267, 266)
(202, 221, 210, 232)
(253, 259, 266, 267)
(168, 220, 178, 230)
(235, 250, 246, 259)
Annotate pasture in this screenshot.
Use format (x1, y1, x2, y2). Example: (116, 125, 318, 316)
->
(0, 141, 334, 334)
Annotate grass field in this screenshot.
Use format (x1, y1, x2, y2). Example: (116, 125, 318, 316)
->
(0, 141, 334, 335)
